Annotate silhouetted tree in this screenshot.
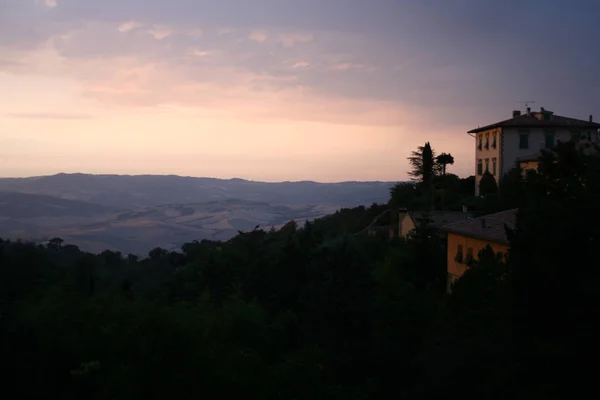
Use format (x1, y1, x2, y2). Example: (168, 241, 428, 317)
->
(436, 153, 455, 175)
(408, 142, 436, 185)
(479, 171, 498, 196)
(504, 141, 600, 396)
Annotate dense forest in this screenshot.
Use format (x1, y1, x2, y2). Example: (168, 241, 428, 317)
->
(1, 141, 599, 399)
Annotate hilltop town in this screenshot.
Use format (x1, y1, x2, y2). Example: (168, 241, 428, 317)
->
(387, 106, 600, 292)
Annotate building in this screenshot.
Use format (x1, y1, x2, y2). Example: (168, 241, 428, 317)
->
(367, 224, 398, 239)
(518, 137, 600, 174)
(468, 108, 600, 195)
(441, 209, 517, 292)
(518, 152, 541, 173)
(399, 208, 475, 237)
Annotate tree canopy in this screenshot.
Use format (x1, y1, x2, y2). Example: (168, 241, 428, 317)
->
(1, 140, 598, 398)
(436, 153, 455, 175)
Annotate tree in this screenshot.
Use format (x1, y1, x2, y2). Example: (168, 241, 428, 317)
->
(408, 142, 436, 185)
(48, 237, 64, 249)
(478, 171, 498, 196)
(436, 153, 455, 175)
(504, 141, 600, 396)
(389, 182, 420, 210)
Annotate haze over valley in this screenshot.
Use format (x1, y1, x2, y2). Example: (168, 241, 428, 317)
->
(0, 173, 394, 255)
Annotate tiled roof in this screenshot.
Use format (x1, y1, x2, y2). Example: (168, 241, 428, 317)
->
(441, 209, 518, 245)
(408, 211, 476, 228)
(468, 113, 600, 134)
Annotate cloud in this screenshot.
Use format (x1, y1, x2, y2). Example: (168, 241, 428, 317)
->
(292, 61, 310, 69)
(248, 30, 267, 43)
(217, 27, 236, 36)
(6, 112, 93, 120)
(118, 21, 143, 33)
(187, 49, 211, 57)
(43, 0, 58, 8)
(147, 25, 173, 40)
(187, 28, 203, 38)
(329, 62, 366, 71)
(1, 0, 599, 129)
(278, 32, 314, 47)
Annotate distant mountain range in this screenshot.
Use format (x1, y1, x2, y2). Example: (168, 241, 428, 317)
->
(0, 174, 397, 255)
(0, 173, 395, 208)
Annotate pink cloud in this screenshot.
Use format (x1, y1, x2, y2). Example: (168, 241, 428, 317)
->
(278, 32, 314, 47)
(248, 30, 268, 43)
(117, 21, 143, 33)
(43, 0, 58, 8)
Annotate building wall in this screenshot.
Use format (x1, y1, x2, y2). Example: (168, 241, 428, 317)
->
(446, 232, 509, 291)
(519, 160, 539, 173)
(474, 128, 502, 196)
(399, 214, 415, 237)
(517, 135, 600, 175)
(500, 127, 574, 176)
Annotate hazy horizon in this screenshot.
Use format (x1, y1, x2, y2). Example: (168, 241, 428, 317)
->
(2, 0, 599, 182)
(0, 171, 400, 184)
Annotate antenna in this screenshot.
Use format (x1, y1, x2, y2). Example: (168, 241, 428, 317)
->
(518, 100, 535, 110)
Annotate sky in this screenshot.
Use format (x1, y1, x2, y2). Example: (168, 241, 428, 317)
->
(1, 0, 599, 182)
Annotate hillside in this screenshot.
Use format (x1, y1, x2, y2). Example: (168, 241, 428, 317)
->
(0, 174, 396, 255)
(0, 173, 395, 208)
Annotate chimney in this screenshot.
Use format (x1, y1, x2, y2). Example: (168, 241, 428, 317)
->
(541, 107, 545, 112)
(481, 218, 486, 229)
(462, 205, 468, 213)
(590, 115, 593, 122)
(527, 107, 531, 114)
(512, 110, 521, 118)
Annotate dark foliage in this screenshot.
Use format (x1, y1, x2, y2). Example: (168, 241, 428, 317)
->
(436, 153, 455, 175)
(479, 170, 498, 196)
(1, 141, 598, 398)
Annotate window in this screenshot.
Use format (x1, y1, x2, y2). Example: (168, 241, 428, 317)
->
(485, 158, 489, 172)
(477, 159, 483, 175)
(478, 135, 482, 150)
(545, 133, 555, 148)
(519, 133, 529, 149)
(492, 158, 497, 175)
(492, 132, 497, 149)
(455, 244, 464, 263)
(465, 247, 474, 265)
(572, 131, 582, 142)
(484, 133, 489, 149)
(543, 113, 551, 121)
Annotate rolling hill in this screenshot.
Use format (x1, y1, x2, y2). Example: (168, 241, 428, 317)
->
(0, 174, 397, 255)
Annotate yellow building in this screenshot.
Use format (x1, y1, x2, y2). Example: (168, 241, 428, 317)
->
(441, 209, 517, 292)
(398, 209, 474, 237)
(468, 108, 600, 195)
(518, 152, 542, 174)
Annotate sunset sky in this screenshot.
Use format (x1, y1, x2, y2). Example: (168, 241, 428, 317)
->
(1, 0, 599, 182)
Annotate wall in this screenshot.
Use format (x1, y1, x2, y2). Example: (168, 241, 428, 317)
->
(519, 160, 539, 173)
(474, 128, 501, 196)
(517, 134, 600, 174)
(446, 232, 509, 291)
(500, 127, 587, 175)
(399, 214, 415, 237)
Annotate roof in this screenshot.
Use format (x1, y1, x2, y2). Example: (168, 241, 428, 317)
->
(408, 211, 476, 229)
(468, 113, 600, 134)
(441, 209, 518, 245)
